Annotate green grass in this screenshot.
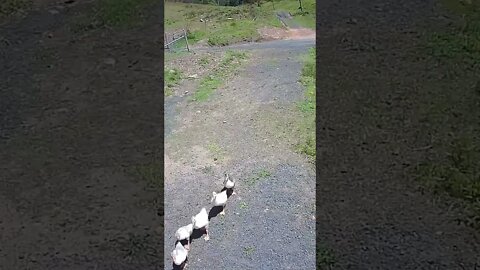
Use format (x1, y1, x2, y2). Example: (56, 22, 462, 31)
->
(418, 0, 480, 230)
(245, 168, 271, 186)
(207, 19, 260, 45)
(165, 50, 189, 62)
(298, 48, 316, 113)
(191, 50, 248, 101)
(193, 76, 223, 101)
(198, 55, 210, 66)
(207, 142, 225, 160)
(290, 11, 316, 29)
(239, 201, 249, 210)
(167, 37, 188, 52)
(296, 48, 316, 160)
(0, 0, 30, 17)
(257, 168, 271, 178)
(165, 0, 315, 46)
(164, 68, 183, 96)
(187, 30, 207, 43)
(272, 0, 316, 28)
(243, 246, 255, 257)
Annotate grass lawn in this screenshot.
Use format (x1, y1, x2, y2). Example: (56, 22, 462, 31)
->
(165, 0, 315, 46)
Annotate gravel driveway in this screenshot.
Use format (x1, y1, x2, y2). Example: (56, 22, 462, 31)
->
(164, 38, 316, 269)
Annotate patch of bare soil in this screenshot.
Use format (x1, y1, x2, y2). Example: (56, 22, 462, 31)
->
(165, 51, 224, 96)
(258, 26, 315, 41)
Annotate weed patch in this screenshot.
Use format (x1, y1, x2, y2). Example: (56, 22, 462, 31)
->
(239, 201, 249, 210)
(165, 50, 189, 62)
(164, 68, 183, 96)
(191, 50, 248, 101)
(246, 169, 271, 186)
(198, 55, 210, 66)
(296, 48, 316, 160)
(243, 246, 255, 257)
(187, 30, 206, 44)
(193, 75, 223, 101)
(207, 142, 225, 161)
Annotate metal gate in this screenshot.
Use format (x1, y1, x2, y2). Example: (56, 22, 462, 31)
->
(164, 29, 190, 52)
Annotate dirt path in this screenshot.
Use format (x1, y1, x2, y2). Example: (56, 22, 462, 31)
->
(1, 2, 164, 269)
(317, 0, 480, 268)
(164, 39, 315, 269)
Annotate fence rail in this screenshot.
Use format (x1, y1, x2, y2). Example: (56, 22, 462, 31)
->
(164, 29, 190, 52)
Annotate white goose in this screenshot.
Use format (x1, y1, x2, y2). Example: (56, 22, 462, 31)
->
(171, 241, 188, 266)
(223, 173, 236, 195)
(211, 189, 228, 215)
(175, 223, 193, 250)
(192, 207, 210, 241)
